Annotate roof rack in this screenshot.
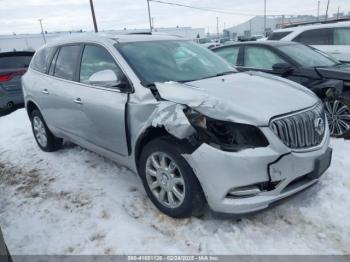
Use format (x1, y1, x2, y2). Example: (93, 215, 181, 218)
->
(127, 32, 152, 35)
(282, 17, 350, 28)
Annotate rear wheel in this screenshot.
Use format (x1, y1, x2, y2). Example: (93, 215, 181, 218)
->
(139, 137, 206, 218)
(30, 110, 63, 152)
(324, 98, 350, 137)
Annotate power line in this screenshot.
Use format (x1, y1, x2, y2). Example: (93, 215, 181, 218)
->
(149, 0, 318, 17)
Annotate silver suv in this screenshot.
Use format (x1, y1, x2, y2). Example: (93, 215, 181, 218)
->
(22, 34, 332, 218)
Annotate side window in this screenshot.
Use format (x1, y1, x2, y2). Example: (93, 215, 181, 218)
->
(334, 28, 350, 45)
(79, 45, 124, 87)
(268, 31, 292, 40)
(30, 47, 54, 73)
(54, 45, 81, 81)
(294, 28, 333, 45)
(214, 47, 240, 65)
(244, 46, 286, 70)
(48, 48, 59, 75)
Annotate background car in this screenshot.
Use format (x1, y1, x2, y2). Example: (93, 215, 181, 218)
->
(0, 51, 34, 110)
(213, 41, 350, 137)
(268, 21, 350, 62)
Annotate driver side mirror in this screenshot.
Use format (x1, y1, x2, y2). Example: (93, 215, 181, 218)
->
(272, 63, 293, 75)
(88, 69, 130, 91)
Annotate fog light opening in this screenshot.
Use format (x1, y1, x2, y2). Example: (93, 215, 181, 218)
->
(227, 185, 261, 198)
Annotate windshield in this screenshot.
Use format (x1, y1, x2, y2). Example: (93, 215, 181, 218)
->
(116, 40, 236, 85)
(276, 44, 339, 67)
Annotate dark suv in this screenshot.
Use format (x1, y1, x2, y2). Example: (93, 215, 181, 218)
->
(213, 41, 350, 137)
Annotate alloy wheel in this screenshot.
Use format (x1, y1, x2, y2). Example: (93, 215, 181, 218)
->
(145, 152, 186, 209)
(324, 99, 350, 137)
(33, 116, 48, 147)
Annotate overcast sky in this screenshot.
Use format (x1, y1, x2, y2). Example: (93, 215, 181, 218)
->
(1, 0, 350, 35)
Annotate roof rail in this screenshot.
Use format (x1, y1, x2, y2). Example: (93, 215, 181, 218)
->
(281, 17, 350, 29)
(127, 32, 152, 35)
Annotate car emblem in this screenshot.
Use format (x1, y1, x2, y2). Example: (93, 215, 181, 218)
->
(314, 117, 325, 135)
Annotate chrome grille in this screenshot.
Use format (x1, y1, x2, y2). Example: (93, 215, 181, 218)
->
(270, 103, 326, 149)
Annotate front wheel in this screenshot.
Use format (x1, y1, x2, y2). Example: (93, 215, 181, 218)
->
(324, 98, 350, 138)
(139, 138, 206, 218)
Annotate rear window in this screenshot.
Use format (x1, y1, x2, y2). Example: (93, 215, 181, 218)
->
(30, 47, 54, 73)
(268, 31, 292, 40)
(0, 56, 32, 69)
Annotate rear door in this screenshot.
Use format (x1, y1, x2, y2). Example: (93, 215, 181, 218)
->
(74, 44, 129, 156)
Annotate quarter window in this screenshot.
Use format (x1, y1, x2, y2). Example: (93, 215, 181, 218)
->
(268, 31, 292, 40)
(294, 28, 333, 45)
(214, 46, 240, 65)
(53, 45, 81, 81)
(244, 46, 286, 70)
(30, 47, 54, 73)
(79, 45, 123, 86)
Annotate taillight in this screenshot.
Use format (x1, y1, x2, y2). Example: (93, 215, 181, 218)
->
(0, 70, 26, 83)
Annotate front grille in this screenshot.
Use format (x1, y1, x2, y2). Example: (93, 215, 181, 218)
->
(270, 103, 326, 149)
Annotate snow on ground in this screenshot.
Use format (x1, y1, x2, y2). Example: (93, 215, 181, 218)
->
(0, 109, 349, 255)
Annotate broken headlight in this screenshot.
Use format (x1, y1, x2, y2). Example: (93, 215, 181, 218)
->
(185, 109, 269, 151)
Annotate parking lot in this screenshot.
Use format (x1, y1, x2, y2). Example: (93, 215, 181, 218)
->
(0, 109, 349, 255)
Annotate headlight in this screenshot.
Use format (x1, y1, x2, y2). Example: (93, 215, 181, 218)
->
(185, 109, 269, 151)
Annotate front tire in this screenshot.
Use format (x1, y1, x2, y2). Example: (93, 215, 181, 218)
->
(324, 98, 350, 138)
(30, 110, 63, 152)
(139, 137, 206, 218)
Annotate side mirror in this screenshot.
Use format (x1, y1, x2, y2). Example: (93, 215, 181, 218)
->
(272, 63, 293, 75)
(88, 69, 129, 90)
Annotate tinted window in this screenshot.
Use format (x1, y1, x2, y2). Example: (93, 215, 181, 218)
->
(79, 45, 123, 85)
(268, 31, 292, 40)
(54, 45, 81, 80)
(48, 49, 59, 75)
(294, 28, 333, 45)
(116, 40, 235, 84)
(334, 28, 350, 45)
(244, 46, 286, 69)
(30, 47, 53, 73)
(0, 56, 32, 69)
(277, 44, 338, 67)
(214, 46, 240, 65)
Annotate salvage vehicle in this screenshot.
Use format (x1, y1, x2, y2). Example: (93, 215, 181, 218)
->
(213, 41, 350, 137)
(22, 34, 332, 218)
(0, 51, 34, 109)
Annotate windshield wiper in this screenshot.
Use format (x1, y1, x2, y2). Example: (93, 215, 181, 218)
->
(179, 71, 237, 83)
(215, 70, 236, 77)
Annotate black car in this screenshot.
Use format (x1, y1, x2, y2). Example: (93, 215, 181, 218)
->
(213, 41, 350, 137)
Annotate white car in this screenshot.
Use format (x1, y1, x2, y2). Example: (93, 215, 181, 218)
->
(268, 21, 350, 62)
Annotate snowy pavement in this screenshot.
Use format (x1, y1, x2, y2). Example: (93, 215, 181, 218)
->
(0, 109, 349, 255)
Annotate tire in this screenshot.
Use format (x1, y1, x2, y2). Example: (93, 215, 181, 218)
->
(324, 97, 350, 138)
(30, 109, 63, 152)
(139, 137, 206, 218)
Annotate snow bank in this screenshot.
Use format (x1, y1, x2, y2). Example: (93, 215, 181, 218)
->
(0, 109, 349, 255)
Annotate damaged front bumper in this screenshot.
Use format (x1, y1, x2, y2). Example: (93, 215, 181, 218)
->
(183, 127, 332, 214)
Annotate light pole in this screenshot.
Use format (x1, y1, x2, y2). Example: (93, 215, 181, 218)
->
(89, 0, 98, 32)
(264, 0, 266, 36)
(147, 0, 153, 32)
(38, 19, 46, 44)
(325, 0, 330, 20)
(317, 0, 320, 20)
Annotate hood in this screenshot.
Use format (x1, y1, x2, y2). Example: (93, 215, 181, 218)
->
(155, 71, 319, 126)
(316, 65, 350, 81)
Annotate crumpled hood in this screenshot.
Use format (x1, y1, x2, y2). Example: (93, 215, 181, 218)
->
(316, 65, 350, 81)
(155, 71, 319, 126)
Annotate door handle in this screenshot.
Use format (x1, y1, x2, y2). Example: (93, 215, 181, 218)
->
(73, 98, 83, 105)
(42, 89, 49, 95)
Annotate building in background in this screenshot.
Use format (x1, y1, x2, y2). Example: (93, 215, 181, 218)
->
(0, 26, 205, 52)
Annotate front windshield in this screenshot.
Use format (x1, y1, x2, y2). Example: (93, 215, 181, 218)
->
(116, 40, 236, 85)
(277, 44, 339, 67)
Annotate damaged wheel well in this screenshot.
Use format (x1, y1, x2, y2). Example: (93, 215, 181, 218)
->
(134, 127, 198, 172)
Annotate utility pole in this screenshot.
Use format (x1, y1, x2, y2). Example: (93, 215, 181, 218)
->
(264, 0, 267, 36)
(317, 0, 320, 20)
(337, 6, 340, 19)
(325, 0, 330, 20)
(89, 0, 98, 32)
(216, 17, 219, 38)
(147, 0, 153, 32)
(38, 19, 46, 44)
